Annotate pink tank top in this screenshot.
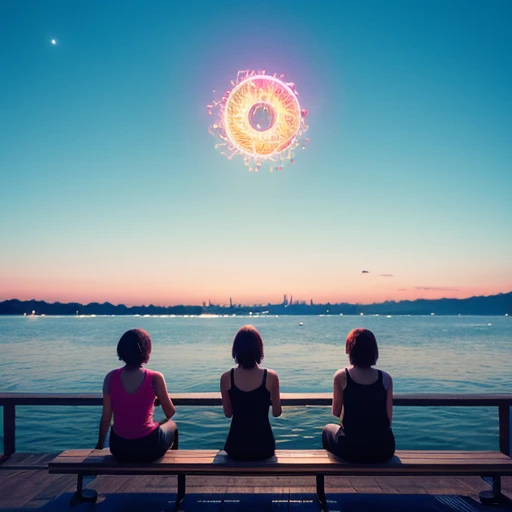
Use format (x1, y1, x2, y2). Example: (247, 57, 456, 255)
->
(109, 368, 159, 440)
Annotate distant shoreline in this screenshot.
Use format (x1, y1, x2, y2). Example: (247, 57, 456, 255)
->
(1, 292, 511, 316)
(1, 313, 509, 318)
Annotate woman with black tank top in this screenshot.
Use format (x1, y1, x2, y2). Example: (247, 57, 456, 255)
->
(220, 325, 282, 460)
(322, 328, 395, 462)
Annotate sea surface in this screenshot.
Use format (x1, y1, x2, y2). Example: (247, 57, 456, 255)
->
(0, 315, 510, 453)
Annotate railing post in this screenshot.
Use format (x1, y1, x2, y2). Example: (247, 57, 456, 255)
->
(498, 405, 511, 456)
(3, 403, 15, 456)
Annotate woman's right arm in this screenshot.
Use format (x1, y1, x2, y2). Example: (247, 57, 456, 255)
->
(154, 373, 176, 419)
(385, 373, 393, 424)
(332, 369, 345, 418)
(220, 371, 233, 418)
(96, 372, 113, 449)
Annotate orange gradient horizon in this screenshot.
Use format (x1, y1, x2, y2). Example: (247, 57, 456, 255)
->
(1, 271, 510, 307)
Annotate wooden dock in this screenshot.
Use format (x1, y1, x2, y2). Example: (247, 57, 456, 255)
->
(1, 453, 511, 511)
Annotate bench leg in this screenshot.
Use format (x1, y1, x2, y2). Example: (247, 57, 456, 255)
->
(175, 474, 186, 511)
(479, 476, 510, 506)
(316, 474, 328, 511)
(70, 474, 98, 506)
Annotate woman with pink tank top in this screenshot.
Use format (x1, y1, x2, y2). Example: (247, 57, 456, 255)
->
(95, 329, 177, 462)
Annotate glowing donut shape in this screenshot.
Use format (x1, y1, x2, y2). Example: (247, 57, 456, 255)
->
(223, 75, 301, 157)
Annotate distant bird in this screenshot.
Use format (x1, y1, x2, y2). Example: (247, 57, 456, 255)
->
(361, 270, 395, 277)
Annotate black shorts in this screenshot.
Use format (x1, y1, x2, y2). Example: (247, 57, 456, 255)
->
(323, 424, 395, 463)
(110, 426, 173, 463)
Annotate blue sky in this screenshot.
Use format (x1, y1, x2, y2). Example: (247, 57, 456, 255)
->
(1, 0, 511, 305)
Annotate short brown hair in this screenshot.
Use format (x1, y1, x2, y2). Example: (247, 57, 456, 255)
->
(117, 328, 152, 368)
(345, 328, 378, 367)
(232, 325, 264, 369)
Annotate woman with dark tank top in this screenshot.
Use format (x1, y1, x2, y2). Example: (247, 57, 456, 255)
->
(322, 328, 395, 463)
(220, 325, 282, 460)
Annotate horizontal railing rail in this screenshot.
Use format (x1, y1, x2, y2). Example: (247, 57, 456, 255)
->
(1, 393, 511, 459)
(2, 392, 512, 407)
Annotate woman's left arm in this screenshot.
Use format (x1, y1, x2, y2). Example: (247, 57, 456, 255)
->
(332, 370, 345, 418)
(154, 373, 176, 419)
(220, 371, 233, 418)
(269, 371, 282, 417)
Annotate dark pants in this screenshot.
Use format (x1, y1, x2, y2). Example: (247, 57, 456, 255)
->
(110, 420, 177, 463)
(322, 423, 395, 463)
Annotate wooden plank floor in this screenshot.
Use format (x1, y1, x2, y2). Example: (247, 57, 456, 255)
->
(1, 454, 512, 510)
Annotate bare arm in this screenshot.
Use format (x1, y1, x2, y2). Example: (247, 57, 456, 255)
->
(268, 370, 282, 417)
(332, 369, 345, 418)
(386, 374, 393, 424)
(154, 373, 176, 419)
(220, 371, 233, 418)
(95, 373, 113, 449)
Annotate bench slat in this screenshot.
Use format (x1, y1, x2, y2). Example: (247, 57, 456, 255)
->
(389, 450, 501, 456)
(48, 449, 512, 477)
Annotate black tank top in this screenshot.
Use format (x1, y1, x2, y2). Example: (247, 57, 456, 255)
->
(342, 368, 390, 438)
(224, 368, 275, 460)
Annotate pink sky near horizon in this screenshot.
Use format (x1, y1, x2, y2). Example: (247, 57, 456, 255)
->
(1, 271, 510, 307)
(2, 232, 510, 306)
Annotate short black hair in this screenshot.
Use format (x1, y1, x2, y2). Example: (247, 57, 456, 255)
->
(232, 325, 264, 369)
(345, 328, 378, 368)
(117, 328, 152, 368)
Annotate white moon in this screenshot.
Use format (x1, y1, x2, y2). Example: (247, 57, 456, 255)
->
(51, 39, 56, 45)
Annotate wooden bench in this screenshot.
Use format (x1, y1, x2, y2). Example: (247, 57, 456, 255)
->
(48, 448, 512, 510)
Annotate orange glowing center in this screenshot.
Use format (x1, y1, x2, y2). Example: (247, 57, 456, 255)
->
(223, 75, 301, 157)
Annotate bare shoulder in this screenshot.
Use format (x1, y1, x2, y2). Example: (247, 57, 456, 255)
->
(266, 368, 279, 379)
(104, 369, 116, 381)
(220, 370, 231, 388)
(380, 369, 392, 380)
(333, 368, 347, 384)
(380, 369, 393, 389)
(102, 370, 116, 393)
(151, 371, 165, 383)
(265, 368, 279, 386)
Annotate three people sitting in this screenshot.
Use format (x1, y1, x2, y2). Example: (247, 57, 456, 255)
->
(97, 325, 394, 463)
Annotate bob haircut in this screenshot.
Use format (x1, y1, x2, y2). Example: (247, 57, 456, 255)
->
(345, 328, 378, 368)
(117, 328, 152, 368)
(232, 325, 264, 369)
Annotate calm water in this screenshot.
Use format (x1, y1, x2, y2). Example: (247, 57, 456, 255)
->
(0, 315, 510, 452)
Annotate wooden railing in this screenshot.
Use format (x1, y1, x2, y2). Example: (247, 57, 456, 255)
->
(1, 393, 511, 459)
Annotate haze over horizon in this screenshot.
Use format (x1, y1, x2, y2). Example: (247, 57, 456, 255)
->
(1, 0, 511, 306)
